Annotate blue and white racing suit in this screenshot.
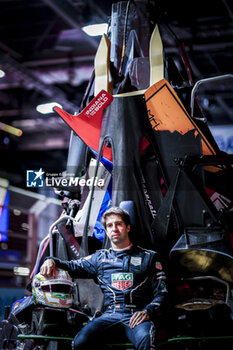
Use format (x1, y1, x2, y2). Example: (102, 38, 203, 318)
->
(51, 245, 167, 350)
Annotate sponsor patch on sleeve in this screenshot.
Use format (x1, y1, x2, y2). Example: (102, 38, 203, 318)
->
(155, 261, 163, 270)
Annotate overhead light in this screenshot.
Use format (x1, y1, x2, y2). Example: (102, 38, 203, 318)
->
(13, 266, 30, 276)
(36, 102, 62, 114)
(82, 23, 108, 37)
(0, 122, 22, 136)
(0, 69, 6, 78)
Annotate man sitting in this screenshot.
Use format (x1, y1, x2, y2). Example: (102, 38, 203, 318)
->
(40, 206, 168, 349)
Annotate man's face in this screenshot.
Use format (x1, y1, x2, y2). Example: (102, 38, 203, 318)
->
(105, 214, 130, 246)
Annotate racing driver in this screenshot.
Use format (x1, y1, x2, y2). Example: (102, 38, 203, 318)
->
(40, 206, 168, 349)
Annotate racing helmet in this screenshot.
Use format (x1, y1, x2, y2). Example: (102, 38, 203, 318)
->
(32, 269, 73, 308)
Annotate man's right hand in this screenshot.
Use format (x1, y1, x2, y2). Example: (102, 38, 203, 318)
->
(40, 259, 57, 278)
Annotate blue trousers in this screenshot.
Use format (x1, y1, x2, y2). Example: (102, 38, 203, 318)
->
(73, 311, 156, 350)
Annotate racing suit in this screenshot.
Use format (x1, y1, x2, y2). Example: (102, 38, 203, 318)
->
(51, 245, 167, 350)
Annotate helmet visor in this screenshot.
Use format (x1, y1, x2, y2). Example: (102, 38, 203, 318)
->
(41, 284, 73, 294)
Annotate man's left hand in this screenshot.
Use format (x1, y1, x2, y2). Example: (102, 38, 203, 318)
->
(129, 311, 150, 328)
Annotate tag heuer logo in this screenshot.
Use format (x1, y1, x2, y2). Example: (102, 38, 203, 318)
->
(111, 273, 133, 291)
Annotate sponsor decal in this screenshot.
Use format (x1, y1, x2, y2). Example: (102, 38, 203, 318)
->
(102, 258, 117, 263)
(160, 281, 168, 292)
(52, 293, 70, 299)
(84, 91, 111, 118)
(141, 174, 157, 219)
(130, 256, 142, 266)
(111, 273, 133, 291)
(13, 302, 20, 310)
